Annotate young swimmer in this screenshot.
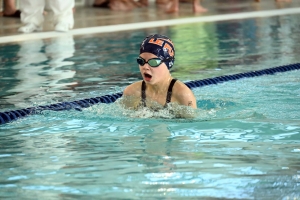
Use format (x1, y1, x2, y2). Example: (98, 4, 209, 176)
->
(121, 34, 197, 118)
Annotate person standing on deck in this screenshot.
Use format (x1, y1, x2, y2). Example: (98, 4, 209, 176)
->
(18, 0, 74, 33)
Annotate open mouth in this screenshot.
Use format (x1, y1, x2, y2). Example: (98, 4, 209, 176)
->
(144, 73, 152, 81)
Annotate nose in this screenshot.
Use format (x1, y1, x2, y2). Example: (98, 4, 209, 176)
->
(141, 63, 150, 69)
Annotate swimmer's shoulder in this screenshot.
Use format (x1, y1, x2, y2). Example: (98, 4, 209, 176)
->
(172, 80, 197, 108)
(172, 80, 187, 88)
(173, 80, 194, 94)
(123, 81, 143, 96)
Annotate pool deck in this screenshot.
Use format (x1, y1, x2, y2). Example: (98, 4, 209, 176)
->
(0, 0, 300, 43)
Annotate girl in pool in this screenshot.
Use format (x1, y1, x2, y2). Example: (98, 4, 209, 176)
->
(121, 34, 197, 118)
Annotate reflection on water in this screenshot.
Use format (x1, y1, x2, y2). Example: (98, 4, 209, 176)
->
(1, 14, 300, 109)
(1, 35, 76, 108)
(171, 14, 300, 80)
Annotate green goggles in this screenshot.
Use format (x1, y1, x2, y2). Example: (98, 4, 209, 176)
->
(137, 57, 164, 68)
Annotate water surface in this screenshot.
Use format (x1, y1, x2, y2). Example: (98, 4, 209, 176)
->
(1, 14, 300, 199)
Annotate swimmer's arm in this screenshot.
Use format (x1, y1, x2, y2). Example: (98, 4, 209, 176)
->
(171, 87, 197, 118)
(178, 94, 197, 118)
(185, 98, 197, 109)
(175, 105, 197, 118)
(175, 85, 197, 109)
(120, 83, 141, 109)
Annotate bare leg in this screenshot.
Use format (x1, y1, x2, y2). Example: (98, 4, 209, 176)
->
(129, 0, 144, 7)
(166, 0, 179, 13)
(0, 0, 18, 16)
(137, 0, 148, 6)
(123, 0, 138, 9)
(156, 0, 169, 4)
(193, 0, 207, 13)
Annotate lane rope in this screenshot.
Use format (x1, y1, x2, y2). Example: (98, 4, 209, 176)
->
(1, 63, 299, 125)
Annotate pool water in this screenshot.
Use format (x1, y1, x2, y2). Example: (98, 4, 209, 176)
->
(1, 14, 300, 199)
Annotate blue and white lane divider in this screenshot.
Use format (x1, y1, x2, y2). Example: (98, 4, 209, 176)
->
(1, 63, 299, 125)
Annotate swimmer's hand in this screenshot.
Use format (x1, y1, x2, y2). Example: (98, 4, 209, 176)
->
(117, 98, 197, 119)
(166, 103, 197, 119)
(117, 95, 141, 110)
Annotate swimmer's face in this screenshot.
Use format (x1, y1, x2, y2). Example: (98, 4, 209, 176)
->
(138, 53, 169, 83)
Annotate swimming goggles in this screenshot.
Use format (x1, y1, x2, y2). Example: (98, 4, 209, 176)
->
(137, 57, 166, 67)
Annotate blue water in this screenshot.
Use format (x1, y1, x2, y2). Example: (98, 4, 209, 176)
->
(1, 14, 300, 199)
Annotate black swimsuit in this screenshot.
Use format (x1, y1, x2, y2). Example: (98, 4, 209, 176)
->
(141, 79, 177, 108)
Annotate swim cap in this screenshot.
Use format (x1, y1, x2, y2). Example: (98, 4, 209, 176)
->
(140, 34, 175, 69)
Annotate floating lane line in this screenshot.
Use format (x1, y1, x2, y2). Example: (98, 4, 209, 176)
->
(0, 7, 300, 44)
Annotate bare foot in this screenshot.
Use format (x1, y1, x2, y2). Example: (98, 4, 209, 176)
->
(1, 9, 21, 18)
(193, 4, 207, 13)
(1, 9, 17, 16)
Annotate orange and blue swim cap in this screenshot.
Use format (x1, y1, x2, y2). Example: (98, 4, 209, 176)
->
(140, 34, 175, 69)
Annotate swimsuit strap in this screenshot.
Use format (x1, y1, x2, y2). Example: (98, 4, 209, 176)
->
(141, 79, 177, 107)
(141, 81, 147, 107)
(165, 79, 177, 104)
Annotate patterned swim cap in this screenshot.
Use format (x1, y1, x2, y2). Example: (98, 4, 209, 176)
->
(139, 34, 175, 69)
